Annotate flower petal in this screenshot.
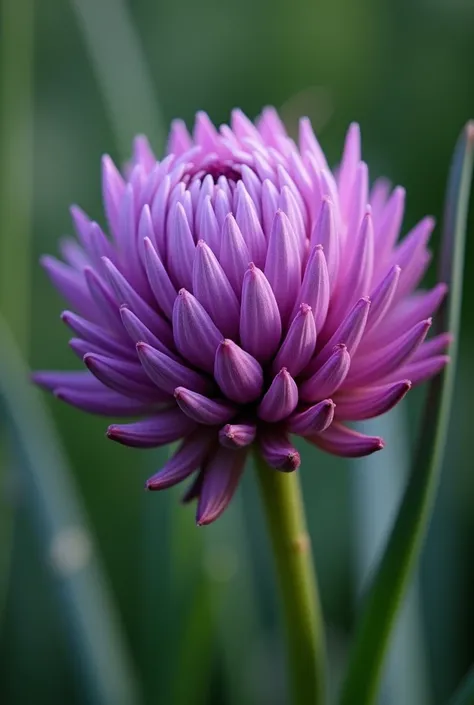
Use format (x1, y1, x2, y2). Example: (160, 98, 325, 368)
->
(172, 289, 223, 372)
(257, 368, 299, 422)
(240, 264, 282, 362)
(288, 399, 335, 434)
(218, 423, 257, 449)
(136, 342, 211, 395)
(196, 447, 247, 525)
(193, 240, 240, 338)
(107, 408, 196, 448)
(334, 380, 411, 421)
(146, 429, 216, 490)
(258, 431, 301, 472)
(307, 422, 384, 457)
(214, 339, 263, 403)
(272, 304, 317, 377)
(174, 387, 236, 425)
(300, 343, 351, 402)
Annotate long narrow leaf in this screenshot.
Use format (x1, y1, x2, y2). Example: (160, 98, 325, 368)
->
(339, 121, 474, 705)
(0, 316, 142, 705)
(71, 0, 166, 158)
(0, 0, 35, 627)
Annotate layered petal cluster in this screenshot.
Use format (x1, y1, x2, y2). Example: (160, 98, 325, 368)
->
(35, 109, 450, 524)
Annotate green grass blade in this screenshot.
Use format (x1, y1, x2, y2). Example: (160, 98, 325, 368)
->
(449, 667, 474, 705)
(0, 0, 35, 631)
(71, 0, 166, 158)
(339, 121, 474, 705)
(0, 316, 142, 705)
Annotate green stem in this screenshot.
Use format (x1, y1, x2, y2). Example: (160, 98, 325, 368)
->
(254, 453, 326, 705)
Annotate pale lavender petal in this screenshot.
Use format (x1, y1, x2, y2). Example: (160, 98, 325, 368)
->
(258, 106, 289, 146)
(314, 296, 370, 368)
(287, 399, 335, 434)
(365, 265, 401, 334)
(107, 408, 196, 448)
(214, 339, 263, 403)
(344, 161, 368, 248)
(151, 174, 171, 254)
(376, 186, 406, 259)
(240, 264, 282, 361)
(214, 189, 232, 229)
(307, 422, 384, 457)
(273, 304, 316, 377)
(264, 211, 301, 325)
(300, 344, 351, 402)
(70, 205, 92, 251)
(196, 446, 247, 525)
(219, 214, 251, 297)
(60, 237, 89, 270)
(299, 117, 329, 170)
(84, 352, 168, 402)
(33, 369, 103, 392)
(292, 245, 330, 331)
(132, 134, 156, 172)
(258, 431, 301, 472)
(334, 380, 411, 421)
(194, 111, 220, 151)
(143, 236, 177, 320)
(102, 155, 125, 239)
(412, 332, 453, 362)
(278, 186, 306, 259)
(261, 178, 279, 237)
(146, 429, 215, 490)
(168, 119, 193, 155)
(174, 387, 236, 425)
(87, 222, 116, 270)
(136, 342, 211, 395)
(337, 123, 361, 218)
(84, 266, 128, 337)
(389, 216, 435, 297)
(348, 318, 431, 386)
(61, 310, 133, 358)
(382, 355, 449, 386)
(241, 165, 262, 218)
(102, 256, 174, 348)
(120, 305, 178, 359)
(374, 284, 447, 346)
(328, 210, 374, 324)
(370, 178, 391, 226)
(235, 182, 266, 267)
(197, 196, 220, 254)
(310, 197, 340, 287)
(193, 240, 240, 338)
(257, 368, 299, 422)
(167, 202, 195, 291)
(172, 289, 223, 372)
(219, 423, 256, 449)
(41, 256, 94, 320)
(118, 183, 140, 279)
(69, 338, 102, 359)
(55, 386, 151, 416)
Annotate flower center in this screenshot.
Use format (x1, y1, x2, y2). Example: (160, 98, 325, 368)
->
(185, 159, 243, 184)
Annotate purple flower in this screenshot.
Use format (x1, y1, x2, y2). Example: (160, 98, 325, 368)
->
(35, 109, 451, 525)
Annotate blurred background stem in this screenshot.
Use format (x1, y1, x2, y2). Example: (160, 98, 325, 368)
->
(254, 453, 326, 705)
(0, 0, 34, 632)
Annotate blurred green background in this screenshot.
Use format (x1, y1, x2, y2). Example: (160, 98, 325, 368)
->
(1, 0, 474, 704)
